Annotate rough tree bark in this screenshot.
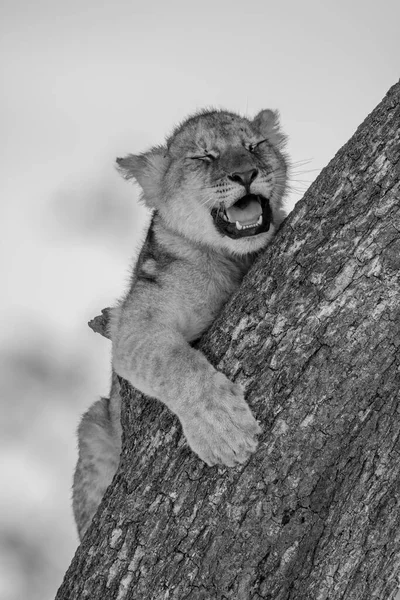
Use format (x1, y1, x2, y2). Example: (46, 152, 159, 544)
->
(57, 81, 400, 600)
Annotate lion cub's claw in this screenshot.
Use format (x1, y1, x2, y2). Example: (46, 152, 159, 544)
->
(181, 372, 261, 467)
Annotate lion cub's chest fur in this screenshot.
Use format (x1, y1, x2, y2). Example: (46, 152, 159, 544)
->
(168, 246, 250, 342)
(130, 215, 254, 343)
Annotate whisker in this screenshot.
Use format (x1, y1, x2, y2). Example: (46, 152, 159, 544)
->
(287, 181, 310, 188)
(289, 179, 313, 184)
(181, 194, 215, 220)
(290, 168, 320, 175)
(289, 158, 314, 167)
(286, 186, 309, 194)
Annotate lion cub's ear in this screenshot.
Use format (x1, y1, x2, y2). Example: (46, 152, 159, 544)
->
(252, 109, 287, 149)
(116, 145, 168, 208)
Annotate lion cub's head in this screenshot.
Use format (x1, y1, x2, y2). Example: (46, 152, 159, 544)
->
(117, 109, 288, 255)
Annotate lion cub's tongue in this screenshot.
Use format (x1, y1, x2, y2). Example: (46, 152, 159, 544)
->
(226, 198, 262, 225)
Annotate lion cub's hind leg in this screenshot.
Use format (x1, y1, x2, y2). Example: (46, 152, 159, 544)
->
(73, 376, 122, 539)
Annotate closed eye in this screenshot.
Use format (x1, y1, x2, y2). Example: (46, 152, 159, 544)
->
(248, 139, 269, 153)
(187, 153, 218, 163)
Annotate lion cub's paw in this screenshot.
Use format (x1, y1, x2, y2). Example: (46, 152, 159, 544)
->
(181, 372, 261, 467)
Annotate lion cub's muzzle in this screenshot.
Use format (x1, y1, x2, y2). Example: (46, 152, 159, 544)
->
(211, 194, 272, 239)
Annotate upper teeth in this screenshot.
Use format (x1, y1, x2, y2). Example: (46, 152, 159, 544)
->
(235, 215, 263, 230)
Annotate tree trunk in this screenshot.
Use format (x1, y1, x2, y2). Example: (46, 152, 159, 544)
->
(56, 81, 400, 600)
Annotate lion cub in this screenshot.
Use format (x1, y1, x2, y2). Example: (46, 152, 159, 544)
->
(73, 109, 288, 538)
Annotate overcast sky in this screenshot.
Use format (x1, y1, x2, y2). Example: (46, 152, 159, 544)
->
(1, 0, 399, 356)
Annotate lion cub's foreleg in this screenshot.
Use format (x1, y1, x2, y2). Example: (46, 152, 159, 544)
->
(111, 303, 261, 467)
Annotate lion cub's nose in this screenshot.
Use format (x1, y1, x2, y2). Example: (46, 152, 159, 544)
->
(228, 168, 259, 189)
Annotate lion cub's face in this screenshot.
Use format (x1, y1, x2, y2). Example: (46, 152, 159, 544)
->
(117, 109, 288, 255)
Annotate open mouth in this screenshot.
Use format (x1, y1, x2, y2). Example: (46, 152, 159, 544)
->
(211, 194, 272, 239)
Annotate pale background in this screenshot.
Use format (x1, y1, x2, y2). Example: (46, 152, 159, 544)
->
(1, 1, 399, 598)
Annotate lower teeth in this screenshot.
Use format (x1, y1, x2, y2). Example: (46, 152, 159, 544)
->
(235, 215, 263, 230)
(219, 211, 263, 230)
